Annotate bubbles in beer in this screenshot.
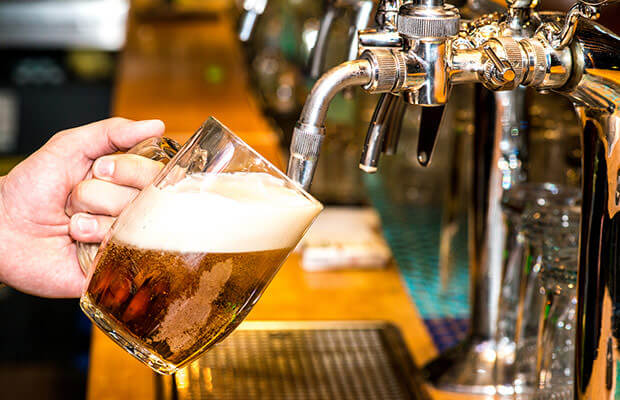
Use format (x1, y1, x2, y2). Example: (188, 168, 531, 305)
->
(151, 259, 233, 353)
(84, 172, 322, 368)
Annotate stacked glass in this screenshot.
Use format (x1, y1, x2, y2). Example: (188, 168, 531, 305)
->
(499, 183, 581, 396)
(532, 202, 580, 399)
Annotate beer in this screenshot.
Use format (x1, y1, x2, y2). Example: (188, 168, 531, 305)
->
(81, 172, 322, 373)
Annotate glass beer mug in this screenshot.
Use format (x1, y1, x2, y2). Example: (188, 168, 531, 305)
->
(78, 117, 322, 374)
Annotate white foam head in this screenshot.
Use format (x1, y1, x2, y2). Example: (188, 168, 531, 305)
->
(113, 172, 323, 253)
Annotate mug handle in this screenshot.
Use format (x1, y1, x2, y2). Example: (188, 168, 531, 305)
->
(76, 137, 181, 274)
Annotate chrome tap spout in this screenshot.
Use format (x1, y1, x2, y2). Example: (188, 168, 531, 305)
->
(238, 0, 268, 42)
(287, 59, 373, 189)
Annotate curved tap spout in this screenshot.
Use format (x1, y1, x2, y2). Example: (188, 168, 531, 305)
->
(287, 59, 373, 189)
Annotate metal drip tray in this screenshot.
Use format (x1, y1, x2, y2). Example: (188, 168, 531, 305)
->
(156, 321, 429, 400)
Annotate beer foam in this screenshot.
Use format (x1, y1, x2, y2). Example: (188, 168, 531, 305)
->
(114, 172, 322, 253)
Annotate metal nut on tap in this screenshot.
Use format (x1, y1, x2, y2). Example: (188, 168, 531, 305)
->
(360, 48, 407, 93)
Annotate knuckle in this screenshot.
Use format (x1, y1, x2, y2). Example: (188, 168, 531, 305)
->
(107, 117, 130, 125)
(73, 180, 94, 204)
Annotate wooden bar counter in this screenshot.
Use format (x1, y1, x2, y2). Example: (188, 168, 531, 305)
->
(87, 8, 485, 400)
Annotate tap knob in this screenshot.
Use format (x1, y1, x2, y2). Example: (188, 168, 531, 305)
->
(479, 37, 526, 90)
(397, 1, 460, 40)
(482, 45, 515, 83)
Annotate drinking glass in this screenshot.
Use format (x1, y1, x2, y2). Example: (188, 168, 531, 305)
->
(534, 204, 580, 399)
(498, 183, 581, 394)
(79, 117, 323, 374)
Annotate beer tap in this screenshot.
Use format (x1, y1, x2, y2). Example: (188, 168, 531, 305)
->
(238, 0, 269, 42)
(287, 0, 620, 398)
(358, 0, 408, 172)
(308, 0, 375, 79)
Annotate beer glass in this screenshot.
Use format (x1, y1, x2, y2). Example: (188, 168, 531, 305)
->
(79, 117, 322, 374)
(534, 204, 580, 400)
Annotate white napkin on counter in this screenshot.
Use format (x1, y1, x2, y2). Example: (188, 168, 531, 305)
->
(297, 207, 392, 271)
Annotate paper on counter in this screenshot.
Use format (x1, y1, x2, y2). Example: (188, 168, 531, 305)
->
(297, 207, 392, 271)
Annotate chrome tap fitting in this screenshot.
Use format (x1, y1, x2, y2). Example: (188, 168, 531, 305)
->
(360, 48, 408, 93)
(238, 0, 268, 42)
(397, 0, 460, 106)
(287, 59, 373, 189)
(308, 0, 375, 79)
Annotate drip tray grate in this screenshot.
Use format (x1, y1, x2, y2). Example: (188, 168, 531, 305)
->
(156, 321, 429, 400)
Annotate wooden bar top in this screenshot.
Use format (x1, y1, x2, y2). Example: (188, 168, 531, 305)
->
(112, 10, 283, 167)
(87, 8, 488, 400)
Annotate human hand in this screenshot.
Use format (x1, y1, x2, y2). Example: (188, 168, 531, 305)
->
(0, 118, 165, 298)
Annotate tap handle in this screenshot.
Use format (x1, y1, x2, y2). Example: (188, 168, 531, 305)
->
(359, 93, 399, 172)
(578, 0, 618, 6)
(309, 3, 342, 79)
(545, 0, 617, 48)
(417, 105, 446, 167)
(382, 94, 408, 155)
(346, 1, 375, 62)
(482, 45, 516, 84)
(310, 1, 374, 79)
(238, 0, 268, 42)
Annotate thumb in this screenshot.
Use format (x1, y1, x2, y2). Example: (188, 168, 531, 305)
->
(53, 117, 166, 161)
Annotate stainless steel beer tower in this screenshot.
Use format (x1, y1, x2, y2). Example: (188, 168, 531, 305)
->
(285, 0, 620, 397)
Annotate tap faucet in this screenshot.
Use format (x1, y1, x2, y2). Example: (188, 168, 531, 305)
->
(238, 0, 269, 42)
(308, 0, 376, 79)
(287, 0, 620, 398)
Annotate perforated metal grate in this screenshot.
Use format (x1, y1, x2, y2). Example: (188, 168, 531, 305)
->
(156, 321, 428, 400)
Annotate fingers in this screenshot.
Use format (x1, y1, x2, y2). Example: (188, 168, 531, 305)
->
(69, 213, 115, 243)
(54, 117, 166, 161)
(66, 179, 139, 217)
(92, 154, 164, 189)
